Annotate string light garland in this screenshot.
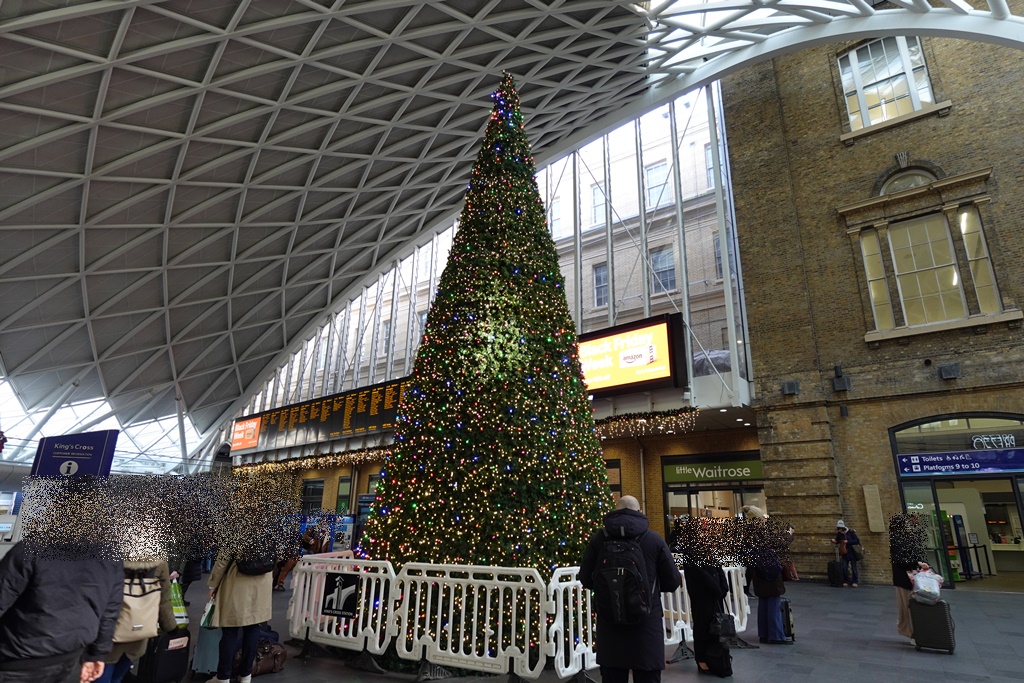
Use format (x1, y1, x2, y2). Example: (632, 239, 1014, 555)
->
(594, 407, 700, 439)
(236, 447, 389, 476)
(235, 407, 699, 477)
(359, 72, 613, 578)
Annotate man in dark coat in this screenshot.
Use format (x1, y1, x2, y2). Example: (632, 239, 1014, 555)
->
(0, 540, 124, 683)
(580, 496, 681, 683)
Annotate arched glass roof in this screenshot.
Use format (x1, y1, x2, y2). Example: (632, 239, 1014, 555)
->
(0, 0, 1020, 471)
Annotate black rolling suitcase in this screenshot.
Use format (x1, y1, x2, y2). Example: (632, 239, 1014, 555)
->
(909, 599, 955, 654)
(132, 628, 191, 683)
(779, 597, 795, 641)
(828, 547, 844, 587)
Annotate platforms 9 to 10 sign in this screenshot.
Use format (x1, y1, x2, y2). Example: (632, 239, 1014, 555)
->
(897, 449, 1024, 476)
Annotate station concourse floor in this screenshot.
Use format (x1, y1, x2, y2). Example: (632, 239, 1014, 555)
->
(187, 578, 1024, 683)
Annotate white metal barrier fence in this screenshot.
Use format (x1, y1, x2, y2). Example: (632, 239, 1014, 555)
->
(722, 565, 750, 633)
(393, 563, 549, 678)
(288, 552, 395, 655)
(288, 558, 750, 680)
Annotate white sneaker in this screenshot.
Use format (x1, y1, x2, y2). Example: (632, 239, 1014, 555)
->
(240, 676, 252, 683)
(204, 679, 229, 683)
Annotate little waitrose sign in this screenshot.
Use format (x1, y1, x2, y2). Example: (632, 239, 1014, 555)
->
(664, 459, 763, 483)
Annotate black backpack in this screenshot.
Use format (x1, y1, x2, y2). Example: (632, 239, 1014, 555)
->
(236, 554, 276, 575)
(591, 529, 652, 624)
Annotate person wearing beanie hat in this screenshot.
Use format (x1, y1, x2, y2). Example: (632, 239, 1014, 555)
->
(831, 520, 860, 587)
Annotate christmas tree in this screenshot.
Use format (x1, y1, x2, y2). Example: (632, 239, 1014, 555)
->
(361, 73, 612, 576)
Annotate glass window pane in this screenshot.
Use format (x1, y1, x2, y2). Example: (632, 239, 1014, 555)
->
(889, 226, 910, 249)
(923, 295, 944, 322)
(840, 37, 932, 129)
(895, 96, 914, 118)
(931, 239, 952, 264)
(863, 85, 881, 109)
(875, 302, 896, 330)
(926, 218, 947, 243)
(970, 260, 993, 287)
(893, 246, 915, 271)
(906, 37, 924, 67)
(839, 57, 855, 91)
(865, 253, 884, 280)
(869, 279, 889, 303)
(919, 270, 940, 296)
(862, 231, 880, 255)
(904, 298, 926, 326)
(899, 273, 922, 298)
(963, 232, 985, 259)
(880, 37, 900, 79)
(915, 70, 933, 104)
(650, 246, 676, 293)
(976, 285, 1000, 314)
(942, 292, 966, 318)
(892, 75, 910, 99)
(911, 244, 934, 269)
(881, 99, 900, 121)
(935, 266, 958, 292)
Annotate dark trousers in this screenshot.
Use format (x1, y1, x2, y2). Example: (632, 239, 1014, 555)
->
(599, 666, 661, 683)
(757, 595, 785, 641)
(842, 558, 859, 585)
(217, 624, 261, 678)
(689, 604, 717, 664)
(0, 660, 78, 683)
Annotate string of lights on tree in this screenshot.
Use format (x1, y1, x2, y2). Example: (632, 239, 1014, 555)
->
(359, 73, 613, 578)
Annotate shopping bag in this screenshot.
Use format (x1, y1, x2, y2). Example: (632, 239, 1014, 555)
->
(170, 579, 189, 629)
(910, 569, 942, 605)
(201, 598, 216, 628)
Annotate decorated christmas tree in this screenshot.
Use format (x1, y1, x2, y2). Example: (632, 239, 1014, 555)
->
(361, 74, 612, 575)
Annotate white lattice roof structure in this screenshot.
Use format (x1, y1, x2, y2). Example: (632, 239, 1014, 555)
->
(0, 0, 1021, 471)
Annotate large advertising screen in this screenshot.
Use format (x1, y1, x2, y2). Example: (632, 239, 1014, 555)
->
(231, 417, 262, 451)
(578, 314, 684, 395)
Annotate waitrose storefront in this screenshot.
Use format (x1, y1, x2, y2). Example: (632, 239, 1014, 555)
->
(662, 451, 765, 535)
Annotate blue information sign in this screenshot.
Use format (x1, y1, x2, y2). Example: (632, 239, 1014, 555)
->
(30, 430, 119, 478)
(897, 449, 1024, 477)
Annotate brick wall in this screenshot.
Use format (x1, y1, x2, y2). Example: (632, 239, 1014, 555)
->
(721, 30, 1024, 584)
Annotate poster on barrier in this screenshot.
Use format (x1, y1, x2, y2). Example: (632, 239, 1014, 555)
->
(322, 571, 360, 619)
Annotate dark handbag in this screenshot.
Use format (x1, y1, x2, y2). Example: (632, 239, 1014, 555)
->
(782, 560, 799, 582)
(851, 543, 865, 561)
(709, 611, 736, 638)
(233, 638, 287, 676)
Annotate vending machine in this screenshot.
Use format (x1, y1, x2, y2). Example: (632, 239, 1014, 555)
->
(351, 493, 376, 554)
(951, 514, 978, 579)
